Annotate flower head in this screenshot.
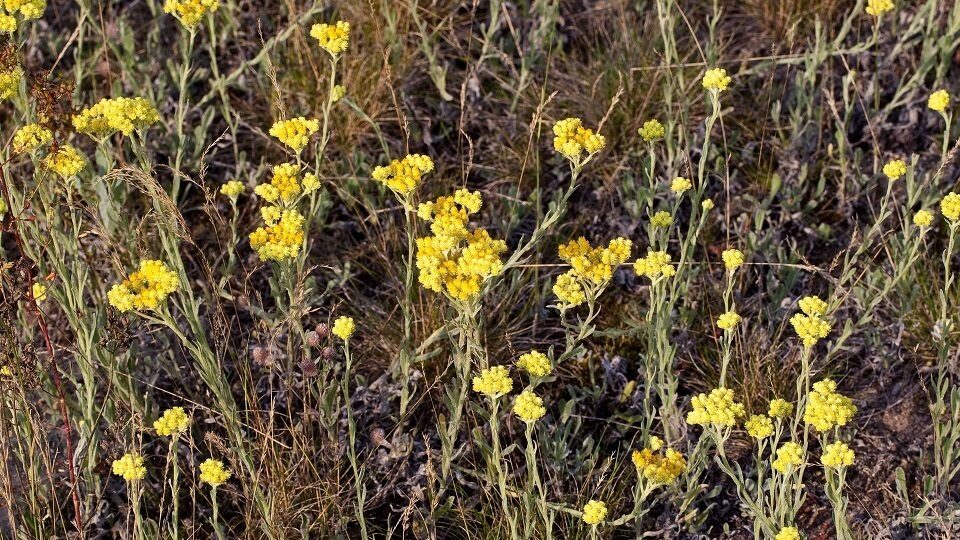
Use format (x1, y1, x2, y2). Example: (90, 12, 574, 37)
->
(716, 311, 741, 331)
(632, 445, 686, 485)
(722, 249, 744, 271)
(581, 500, 607, 525)
(775, 526, 801, 540)
(671, 177, 692, 194)
(768, 398, 794, 419)
(633, 250, 675, 280)
(332, 316, 356, 340)
(154, 407, 191, 437)
(702, 198, 715, 211)
(31, 282, 47, 301)
(163, 0, 219, 27)
(941, 192, 960, 221)
(513, 390, 546, 422)
(516, 351, 551, 378)
(73, 97, 160, 140)
(269, 117, 319, 152)
(199, 458, 231, 487)
(790, 311, 831, 347)
(821, 441, 856, 468)
(866, 0, 894, 17)
(686, 387, 746, 427)
(638, 119, 665, 142)
(651, 211, 673, 228)
(310, 21, 350, 56)
(249, 209, 305, 261)
(803, 379, 856, 431)
(883, 159, 907, 180)
(558, 236, 632, 286)
(220, 180, 245, 199)
(112, 453, 147, 481)
(108, 260, 179, 312)
(372, 154, 434, 196)
(702, 68, 731, 92)
(913, 210, 934, 228)
(745, 414, 774, 440)
(472, 365, 513, 398)
(798, 296, 828, 317)
(928, 89, 950, 113)
(3, 0, 45, 20)
(552, 271, 586, 308)
(552, 117, 605, 162)
(0, 66, 23, 100)
(772, 441, 804, 473)
(43, 146, 86, 179)
(12, 123, 52, 154)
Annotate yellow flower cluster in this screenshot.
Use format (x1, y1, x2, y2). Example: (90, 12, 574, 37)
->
(768, 398, 794, 419)
(163, 0, 219, 27)
(821, 441, 856, 468)
(552, 236, 631, 308)
(716, 311, 741, 331)
(112, 453, 147, 481)
(32, 282, 46, 301)
(638, 119, 665, 142)
(199, 458, 231, 487)
(2, 0, 44, 21)
(73, 97, 160, 139)
(516, 351, 551, 378)
(43, 146, 86, 179)
(633, 250, 675, 280)
(310, 20, 350, 55)
(0, 66, 22, 100)
(775, 526, 801, 540)
(415, 191, 506, 301)
(790, 296, 832, 347)
(940, 192, 960, 221)
(108, 260, 179, 312)
(219, 180, 244, 199)
(331, 85, 346, 103)
(372, 154, 434, 196)
(803, 379, 856, 431)
(553, 273, 586, 307)
(0, 13, 13, 32)
(581, 499, 607, 525)
(671, 177, 692, 194)
(702, 68, 731, 92)
(866, 0, 894, 17)
(651, 210, 673, 228)
(772, 441, 804, 473)
(883, 159, 907, 180)
(472, 365, 513, 398)
(154, 407, 191, 437)
(913, 210, 934, 228)
(928, 90, 950, 113)
(249, 209, 305, 261)
(745, 414, 773, 439)
(702, 198, 715, 211)
(722, 248, 744, 271)
(256, 163, 314, 204)
(513, 390, 546, 422)
(12, 123, 52, 154)
(552, 117, 605, 162)
(332, 316, 355, 340)
(686, 387, 745, 427)
(269, 117, 319, 152)
(632, 445, 686, 485)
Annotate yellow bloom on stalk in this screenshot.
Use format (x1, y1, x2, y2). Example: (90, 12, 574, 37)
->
(928, 90, 950, 113)
(198, 459, 231, 487)
(302, 173, 320, 193)
(553, 271, 586, 308)
(821, 441, 856, 468)
(249, 209, 305, 261)
(632, 445, 686, 485)
(716, 311, 741, 331)
(12, 123, 52, 154)
(516, 351, 552, 378)
(332, 316, 356, 340)
(552, 117, 605, 162)
(153, 407, 191, 437)
(581, 500, 607, 526)
(768, 398, 794, 419)
(798, 295, 828, 317)
(686, 387, 746, 427)
(745, 414, 774, 440)
(940, 192, 960, 222)
(772, 441, 804, 473)
(43, 146, 86, 179)
(803, 379, 856, 432)
(73, 97, 160, 140)
(865, 0, 894, 17)
(112, 453, 147, 481)
(913, 210, 934, 228)
(0, 198, 6, 215)
(472, 365, 513, 398)
(702, 68, 731, 92)
(638, 119, 665, 142)
(0, 14, 16, 32)
(651, 211, 673, 228)
(31, 282, 46, 301)
(372, 154, 434, 197)
(722, 249, 744, 271)
(775, 526, 801, 540)
(108, 260, 179, 313)
(702, 198, 715, 211)
(790, 306, 831, 347)
(670, 177, 692, 194)
(331, 85, 346, 103)
(882, 159, 907, 180)
(633, 250, 675, 280)
(513, 390, 546, 422)
(310, 20, 350, 56)
(4, 0, 45, 19)
(219, 180, 245, 199)
(260, 206, 281, 225)
(0, 66, 22, 99)
(163, 0, 219, 27)
(559, 236, 632, 286)
(269, 117, 319, 152)
(258, 163, 304, 203)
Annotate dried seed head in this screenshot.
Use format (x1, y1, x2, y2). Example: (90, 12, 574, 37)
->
(299, 359, 319, 378)
(252, 346, 273, 367)
(305, 331, 320, 348)
(315, 323, 330, 339)
(321, 346, 335, 360)
(370, 427, 387, 447)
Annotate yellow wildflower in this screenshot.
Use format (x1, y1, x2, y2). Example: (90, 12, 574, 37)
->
(108, 260, 179, 312)
(332, 316, 356, 341)
(865, 0, 894, 17)
(638, 119, 665, 142)
(702, 198, 715, 211)
(513, 390, 546, 422)
(633, 250, 675, 280)
(722, 249, 744, 271)
(552, 117, 605, 162)
(772, 442, 804, 473)
(745, 414, 773, 439)
(790, 312, 831, 347)
(559, 236, 632, 285)
(4, 0, 45, 19)
(882, 159, 907, 180)
(516, 351, 551, 378)
(913, 210, 934, 228)
(249, 209, 305, 261)
(154, 407, 191, 437)
(798, 296, 828, 317)
(940, 192, 960, 221)
(310, 20, 350, 56)
(472, 365, 513, 398)
(372, 154, 434, 196)
(31, 282, 46, 302)
(702, 68, 731, 92)
(43, 146, 86, 179)
(651, 211, 673, 228)
(302, 173, 320, 193)
(553, 271, 586, 307)
(775, 527, 801, 540)
(716, 311, 741, 331)
(73, 97, 160, 139)
(219, 180, 245, 199)
(0, 66, 22, 100)
(686, 387, 746, 427)
(768, 398, 794, 419)
(269, 117, 319, 152)
(632, 446, 686, 485)
(112, 453, 147, 481)
(12, 123, 52, 154)
(928, 90, 950, 113)
(0, 14, 16, 33)
(581, 500, 607, 526)
(163, 0, 219, 27)
(198, 459, 231, 487)
(821, 441, 856, 468)
(331, 85, 346, 103)
(803, 379, 856, 431)
(670, 177, 692, 194)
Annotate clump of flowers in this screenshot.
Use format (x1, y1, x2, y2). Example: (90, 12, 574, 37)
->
(940, 192, 960, 221)
(310, 20, 350, 56)
(702, 67, 731, 92)
(12, 123, 52, 154)
(552, 117, 605, 163)
(928, 89, 950, 113)
(472, 365, 513, 398)
(686, 387, 746, 427)
(650, 210, 673, 228)
(772, 441, 804, 473)
(255, 163, 320, 205)
(744, 414, 774, 439)
(513, 390, 546, 422)
(798, 295, 827, 317)
(670, 176, 692, 194)
(198, 459, 231, 487)
(716, 311, 741, 331)
(552, 272, 586, 307)
(372, 154, 435, 197)
(552, 236, 631, 308)
(821, 441, 856, 468)
(43, 145, 86, 179)
(768, 398, 794, 418)
(632, 443, 686, 485)
(163, 0, 219, 27)
(2, 0, 45, 21)
(112, 453, 147, 481)
(108, 260, 180, 312)
(633, 250, 675, 280)
(219, 180, 244, 199)
(790, 295, 832, 347)
(722, 248, 744, 271)
(775, 526, 801, 540)
(269, 117, 319, 152)
(581, 499, 607, 525)
(31, 282, 46, 302)
(638, 119, 665, 142)
(882, 159, 907, 180)
(0, 65, 22, 100)
(803, 379, 857, 431)
(415, 190, 506, 301)
(73, 97, 160, 140)
(865, 0, 894, 17)
(154, 407, 191, 437)
(516, 351, 551, 378)
(914, 210, 934, 228)
(332, 316, 356, 340)
(249, 209, 305, 262)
